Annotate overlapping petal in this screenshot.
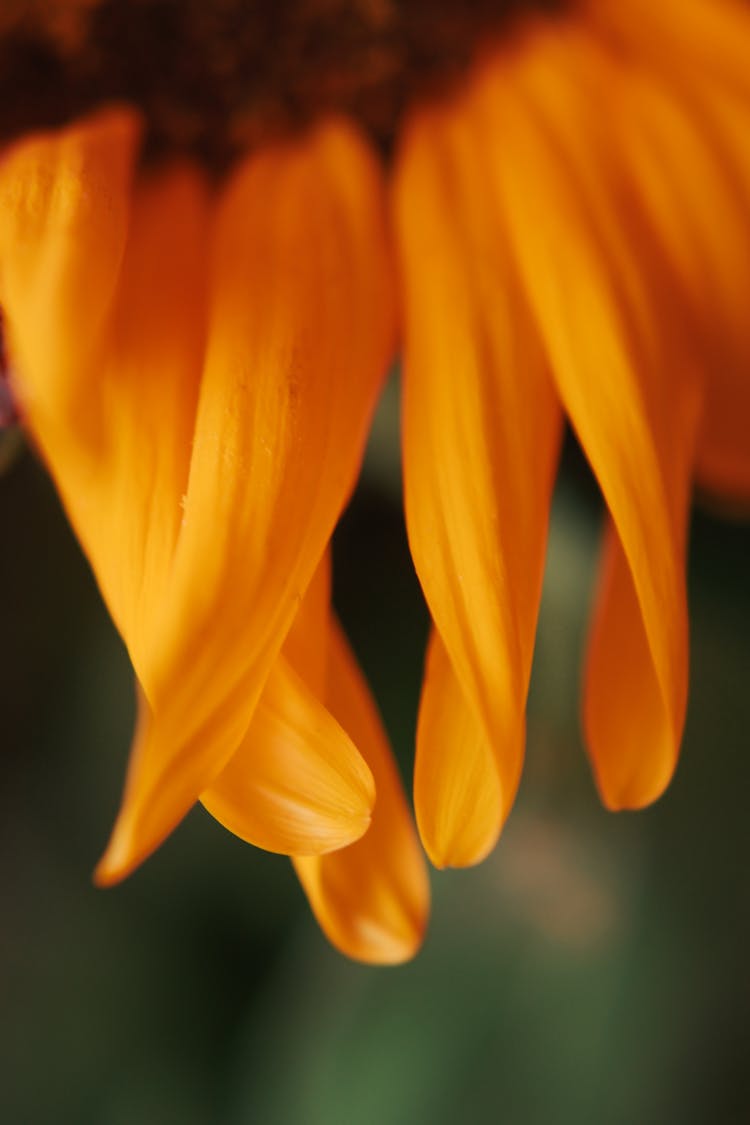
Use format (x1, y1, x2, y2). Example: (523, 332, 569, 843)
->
(0, 110, 394, 883)
(208, 546, 429, 963)
(586, 0, 750, 101)
(294, 617, 430, 964)
(199, 655, 375, 857)
(586, 0, 750, 504)
(96, 120, 395, 883)
(608, 78, 750, 503)
(472, 25, 700, 807)
(394, 92, 561, 865)
(202, 558, 374, 857)
(7, 157, 210, 659)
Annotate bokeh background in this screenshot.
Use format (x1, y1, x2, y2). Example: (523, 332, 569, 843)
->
(2, 376, 749, 1125)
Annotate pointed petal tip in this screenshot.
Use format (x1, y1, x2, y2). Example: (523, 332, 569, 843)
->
(92, 782, 188, 889)
(94, 757, 374, 890)
(93, 801, 180, 887)
(92, 828, 139, 888)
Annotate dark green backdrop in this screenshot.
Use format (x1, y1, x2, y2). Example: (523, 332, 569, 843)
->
(2, 382, 749, 1124)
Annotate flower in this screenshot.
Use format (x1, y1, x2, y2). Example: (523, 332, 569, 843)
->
(0, 0, 749, 961)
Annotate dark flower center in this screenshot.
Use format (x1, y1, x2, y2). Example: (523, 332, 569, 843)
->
(0, 0, 564, 169)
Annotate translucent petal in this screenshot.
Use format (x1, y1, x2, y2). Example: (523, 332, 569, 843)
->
(585, 3, 750, 502)
(294, 618, 430, 964)
(394, 98, 560, 865)
(201, 557, 375, 857)
(96, 121, 394, 881)
(479, 31, 697, 806)
(0, 108, 140, 438)
(414, 629, 502, 869)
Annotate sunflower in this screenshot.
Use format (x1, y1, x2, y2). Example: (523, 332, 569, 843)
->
(0, 0, 748, 963)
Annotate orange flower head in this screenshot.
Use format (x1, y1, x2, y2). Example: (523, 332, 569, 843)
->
(0, 0, 749, 961)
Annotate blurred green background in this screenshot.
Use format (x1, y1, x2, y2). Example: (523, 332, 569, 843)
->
(1, 378, 749, 1125)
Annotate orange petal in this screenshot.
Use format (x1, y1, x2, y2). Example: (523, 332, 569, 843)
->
(696, 363, 750, 505)
(97, 120, 394, 882)
(70, 167, 208, 660)
(685, 86, 750, 503)
(0, 125, 213, 664)
(394, 96, 561, 865)
(200, 555, 376, 857)
(0, 107, 140, 426)
(414, 629, 502, 869)
(479, 30, 698, 806)
(185, 653, 375, 859)
(585, 0, 750, 101)
(294, 618, 430, 965)
(585, 3, 750, 503)
(276, 550, 332, 698)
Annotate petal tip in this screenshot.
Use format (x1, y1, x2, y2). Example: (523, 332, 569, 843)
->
(322, 807, 373, 854)
(591, 747, 678, 813)
(420, 821, 501, 871)
(329, 897, 430, 966)
(362, 928, 425, 967)
(92, 832, 133, 888)
(92, 799, 171, 888)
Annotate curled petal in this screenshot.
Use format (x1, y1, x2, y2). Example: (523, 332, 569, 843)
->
(585, 3, 750, 504)
(414, 630, 501, 869)
(479, 29, 698, 806)
(48, 164, 208, 657)
(187, 655, 376, 859)
(97, 120, 395, 882)
(395, 96, 560, 865)
(200, 556, 376, 857)
(294, 619, 430, 965)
